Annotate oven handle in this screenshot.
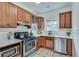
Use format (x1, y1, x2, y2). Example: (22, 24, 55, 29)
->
(24, 40, 35, 45)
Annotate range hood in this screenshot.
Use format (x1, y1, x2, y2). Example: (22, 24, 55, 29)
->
(17, 21, 31, 28)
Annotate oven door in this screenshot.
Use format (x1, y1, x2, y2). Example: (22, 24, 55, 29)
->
(25, 40, 35, 52)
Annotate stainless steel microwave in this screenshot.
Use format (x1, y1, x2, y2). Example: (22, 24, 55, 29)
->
(0, 45, 20, 57)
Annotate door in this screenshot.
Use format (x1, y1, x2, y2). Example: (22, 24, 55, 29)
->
(17, 7, 24, 22)
(65, 11, 72, 28)
(25, 12, 32, 26)
(36, 17, 44, 29)
(36, 37, 42, 49)
(0, 3, 17, 28)
(7, 3, 17, 28)
(45, 39, 53, 49)
(59, 13, 65, 28)
(0, 3, 7, 27)
(59, 11, 72, 28)
(41, 37, 46, 47)
(67, 39, 72, 56)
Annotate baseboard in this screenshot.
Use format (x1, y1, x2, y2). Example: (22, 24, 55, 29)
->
(54, 51, 67, 55)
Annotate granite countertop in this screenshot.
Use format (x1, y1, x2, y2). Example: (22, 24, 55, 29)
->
(54, 35, 72, 39)
(35, 34, 72, 39)
(0, 39, 22, 48)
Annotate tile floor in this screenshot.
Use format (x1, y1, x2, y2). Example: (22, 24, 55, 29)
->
(29, 48, 70, 57)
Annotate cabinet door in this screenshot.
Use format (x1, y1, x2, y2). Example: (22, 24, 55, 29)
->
(7, 3, 17, 28)
(0, 3, 17, 28)
(59, 11, 72, 28)
(41, 37, 46, 47)
(17, 7, 24, 22)
(25, 12, 32, 25)
(40, 17, 44, 29)
(0, 3, 7, 28)
(45, 39, 53, 49)
(67, 39, 72, 56)
(36, 17, 44, 29)
(45, 37, 53, 49)
(36, 17, 40, 29)
(36, 37, 40, 49)
(65, 11, 72, 28)
(36, 37, 42, 49)
(59, 13, 65, 28)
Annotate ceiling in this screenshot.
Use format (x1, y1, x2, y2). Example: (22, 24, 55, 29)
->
(19, 2, 71, 14)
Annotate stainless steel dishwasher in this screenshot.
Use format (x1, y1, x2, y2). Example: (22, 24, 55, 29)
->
(54, 37, 67, 54)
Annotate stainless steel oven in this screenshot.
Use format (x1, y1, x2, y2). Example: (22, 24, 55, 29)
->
(0, 45, 20, 57)
(23, 40, 36, 56)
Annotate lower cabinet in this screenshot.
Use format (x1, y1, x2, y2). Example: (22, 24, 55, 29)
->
(45, 37, 54, 50)
(67, 39, 72, 56)
(36, 36, 54, 50)
(36, 36, 72, 56)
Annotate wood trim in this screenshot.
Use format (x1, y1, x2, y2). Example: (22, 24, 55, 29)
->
(19, 41, 23, 57)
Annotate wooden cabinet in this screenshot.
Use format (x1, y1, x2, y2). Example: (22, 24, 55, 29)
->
(36, 17, 44, 29)
(25, 11, 32, 25)
(36, 36, 44, 49)
(17, 7, 24, 22)
(36, 36, 54, 50)
(65, 12, 72, 28)
(59, 11, 72, 28)
(7, 3, 17, 28)
(0, 2, 17, 28)
(36, 37, 42, 49)
(67, 39, 72, 56)
(59, 13, 65, 28)
(18, 7, 32, 26)
(40, 37, 46, 47)
(45, 37, 54, 49)
(0, 2, 32, 28)
(0, 3, 7, 28)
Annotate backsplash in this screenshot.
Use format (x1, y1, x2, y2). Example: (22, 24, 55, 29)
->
(36, 29, 72, 37)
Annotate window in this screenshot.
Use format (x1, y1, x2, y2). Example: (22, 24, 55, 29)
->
(46, 20, 57, 31)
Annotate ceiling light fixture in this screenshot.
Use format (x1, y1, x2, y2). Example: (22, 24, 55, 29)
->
(35, 2, 41, 4)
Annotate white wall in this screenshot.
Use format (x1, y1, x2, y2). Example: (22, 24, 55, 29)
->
(72, 2, 79, 57)
(39, 5, 72, 36)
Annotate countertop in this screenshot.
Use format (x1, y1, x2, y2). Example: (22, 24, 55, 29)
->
(35, 34, 72, 39)
(0, 39, 22, 48)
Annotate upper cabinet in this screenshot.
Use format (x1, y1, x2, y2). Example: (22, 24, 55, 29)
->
(59, 11, 72, 28)
(0, 2, 17, 28)
(25, 11, 32, 25)
(17, 7, 24, 22)
(7, 3, 17, 28)
(36, 17, 44, 29)
(0, 2, 32, 28)
(17, 7, 32, 26)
